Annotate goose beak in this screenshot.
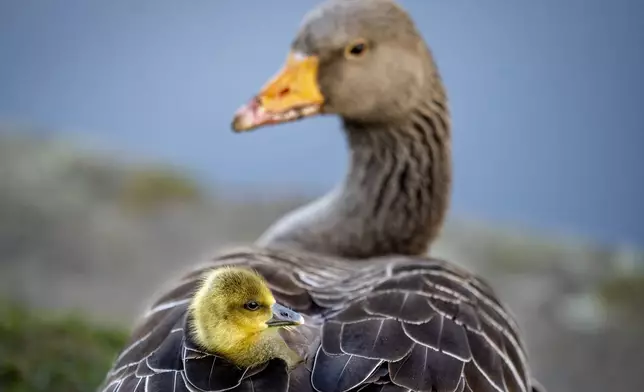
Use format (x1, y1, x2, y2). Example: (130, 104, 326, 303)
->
(232, 52, 324, 132)
(265, 303, 305, 327)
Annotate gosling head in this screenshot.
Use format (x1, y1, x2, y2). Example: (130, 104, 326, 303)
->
(189, 266, 304, 368)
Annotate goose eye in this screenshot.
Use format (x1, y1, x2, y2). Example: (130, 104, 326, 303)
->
(345, 41, 368, 58)
(244, 301, 260, 311)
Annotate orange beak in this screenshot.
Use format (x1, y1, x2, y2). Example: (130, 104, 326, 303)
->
(231, 52, 325, 132)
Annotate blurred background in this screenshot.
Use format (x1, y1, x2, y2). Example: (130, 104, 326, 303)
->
(1, 0, 643, 391)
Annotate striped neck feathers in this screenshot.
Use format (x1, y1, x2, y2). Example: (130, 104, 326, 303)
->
(257, 81, 451, 259)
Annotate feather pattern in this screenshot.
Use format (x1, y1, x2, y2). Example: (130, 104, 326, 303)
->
(99, 247, 535, 392)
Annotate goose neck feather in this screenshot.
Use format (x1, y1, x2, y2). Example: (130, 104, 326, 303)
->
(257, 85, 451, 259)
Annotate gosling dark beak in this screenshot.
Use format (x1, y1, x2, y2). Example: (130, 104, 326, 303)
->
(266, 303, 304, 327)
(231, 52, 324, 132)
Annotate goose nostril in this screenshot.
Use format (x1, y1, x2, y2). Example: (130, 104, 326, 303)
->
(278, 88, 290, 97)
(280, 311, 289, 318)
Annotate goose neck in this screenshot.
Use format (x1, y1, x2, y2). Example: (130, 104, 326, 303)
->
(257, 96, 451, 259)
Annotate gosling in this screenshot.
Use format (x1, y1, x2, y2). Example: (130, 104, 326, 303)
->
(189, 266, 305, 369)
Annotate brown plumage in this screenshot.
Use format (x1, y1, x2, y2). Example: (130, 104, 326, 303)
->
(99, 1, 542, 391)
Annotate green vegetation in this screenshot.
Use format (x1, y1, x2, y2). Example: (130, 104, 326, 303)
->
(119, 167, 203, 212)
(0, 300, 127, 392)
(0, 131, 204, 218)
(598, 274, 644, 324)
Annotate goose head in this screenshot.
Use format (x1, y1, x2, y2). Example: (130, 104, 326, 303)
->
(189, 267, 304, 368)
(232, 0, 434, 131)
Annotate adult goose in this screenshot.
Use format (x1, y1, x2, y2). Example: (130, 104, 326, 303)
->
(100, 1, 542, 392)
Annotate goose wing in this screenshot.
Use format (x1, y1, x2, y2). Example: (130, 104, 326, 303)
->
(99, 247, 535, 392)
(305, 259, 531, 392)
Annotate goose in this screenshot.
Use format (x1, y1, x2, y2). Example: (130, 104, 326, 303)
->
(100, 0, 543, 391)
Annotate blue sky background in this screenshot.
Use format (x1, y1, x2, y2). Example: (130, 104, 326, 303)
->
(1, 0, 643, 247)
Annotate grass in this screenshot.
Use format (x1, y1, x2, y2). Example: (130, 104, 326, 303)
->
(598, 273, 644, 324)
(0, 300, 128, 392)
(119, 167, 203, 213)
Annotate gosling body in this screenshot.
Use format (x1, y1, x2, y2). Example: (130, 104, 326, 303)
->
(189, 267, 303, 369)
(98, 266, 308, 392)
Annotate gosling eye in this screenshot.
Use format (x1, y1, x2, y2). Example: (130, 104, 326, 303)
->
(344, 40, 368, 59)
(244, 301, 260, 311)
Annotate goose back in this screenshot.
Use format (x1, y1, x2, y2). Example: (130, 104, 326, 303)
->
(99, 247, 534, 392)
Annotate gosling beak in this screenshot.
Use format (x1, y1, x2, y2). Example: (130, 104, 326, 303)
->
(266, 303, 305, 327)
(232, 52, 324, 132)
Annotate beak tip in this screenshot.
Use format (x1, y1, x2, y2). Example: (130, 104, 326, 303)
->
(230, 98, 269, 133)
(295, 314, 305, 325)
(230, 116, 249, 133)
